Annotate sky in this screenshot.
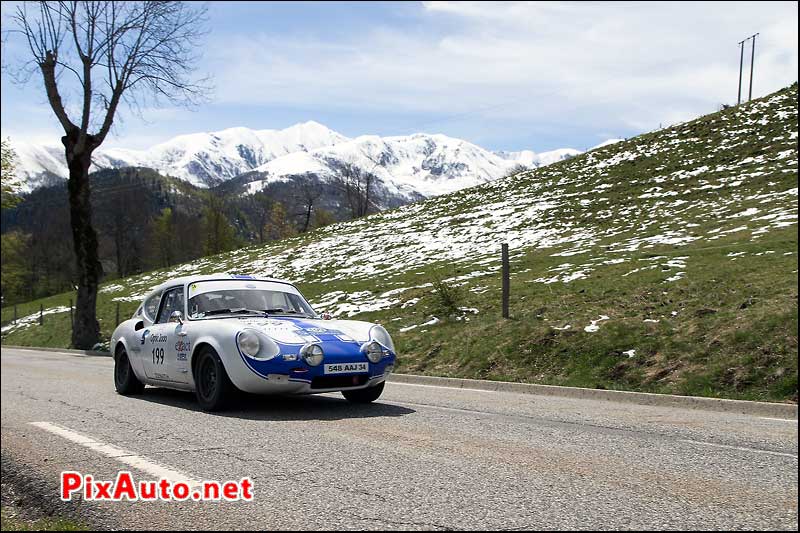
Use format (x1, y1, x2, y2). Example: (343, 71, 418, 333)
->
(1, 1, 797, 153)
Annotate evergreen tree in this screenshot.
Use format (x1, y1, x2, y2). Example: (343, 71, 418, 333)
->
(202, 196, 239, 255)
(1, 139, 21, 210)
(150, 208, 176, 267)
(1, 231, 32, 304)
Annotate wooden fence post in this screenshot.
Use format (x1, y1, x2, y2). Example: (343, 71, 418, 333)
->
(13, 304, 17, 325)
(502, 243, 510, 319)
(39, 304, 43, 326)
(115, 302, 120, 326)
(69, 299, 73, 329)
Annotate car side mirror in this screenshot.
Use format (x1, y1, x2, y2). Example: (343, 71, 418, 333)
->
(322, 312, 332, 320)
(169, 311, 184, 324)
(134, 320, 144, 331)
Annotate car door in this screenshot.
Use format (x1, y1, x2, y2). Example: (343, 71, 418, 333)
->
(129, 290, 162, 364)
(143, 286, 190, 384)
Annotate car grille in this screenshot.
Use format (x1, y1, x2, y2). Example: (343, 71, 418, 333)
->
(311, 375, 369, 390)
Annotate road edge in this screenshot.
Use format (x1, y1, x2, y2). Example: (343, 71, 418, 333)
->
(3, 344, 797, 419)
(1, 345, 111, 357)
(387, 374, 799, 419)
(1, 451, 100, 531)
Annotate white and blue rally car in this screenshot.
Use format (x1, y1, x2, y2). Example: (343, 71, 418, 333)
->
(111, 274, 396, 411)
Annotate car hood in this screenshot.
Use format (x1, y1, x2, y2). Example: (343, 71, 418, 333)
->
(229, 316, 376, 346)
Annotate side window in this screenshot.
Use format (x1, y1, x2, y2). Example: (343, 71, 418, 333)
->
(156, 287, 185, 324)
(287, 293, 308, 314)
(143, 292, 162, 322)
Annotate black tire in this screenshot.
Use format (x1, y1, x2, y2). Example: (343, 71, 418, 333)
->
(342, 381, 385, 404)
(194, 347, 235, 411)
(114, 347, 144, 395)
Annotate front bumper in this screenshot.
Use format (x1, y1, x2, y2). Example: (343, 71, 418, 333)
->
(234, 344, 395, 395)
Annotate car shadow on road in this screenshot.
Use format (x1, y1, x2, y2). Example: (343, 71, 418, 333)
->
(127, 387, 416, 421)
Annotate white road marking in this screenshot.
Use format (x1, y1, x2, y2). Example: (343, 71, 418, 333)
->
(759, 417, 797, 423)
(680, 439, 798, 459)
(30, 422, 201, 486)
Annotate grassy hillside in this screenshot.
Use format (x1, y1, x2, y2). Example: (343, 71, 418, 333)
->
(3, 84, 798, 402)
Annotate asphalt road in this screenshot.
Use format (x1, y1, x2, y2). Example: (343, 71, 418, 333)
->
(1, 347, 797, 531)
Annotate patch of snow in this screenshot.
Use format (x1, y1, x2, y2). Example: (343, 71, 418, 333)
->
(584, 315, 610, 333)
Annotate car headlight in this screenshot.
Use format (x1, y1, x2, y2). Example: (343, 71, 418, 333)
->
(369, 325, 395, 353)
(365, 341, 384, 363)
(237, 330, 280, 360)
(237, 330, 261, 357)
(300, 343, 324, 366)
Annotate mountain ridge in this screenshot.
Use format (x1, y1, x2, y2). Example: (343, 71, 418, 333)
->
(10, 122, 584, 197)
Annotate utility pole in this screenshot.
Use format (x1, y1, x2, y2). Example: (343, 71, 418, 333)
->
(737, 39, 745, 105)
(737, 33, 759, 105)
(501, 243, 510, 319)
(749, 33, 759, 101)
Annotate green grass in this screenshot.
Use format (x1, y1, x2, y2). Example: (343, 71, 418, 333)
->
(0, 507, 87, 532)
(386, 227, 797, 402)
(2, 84, 797, 402)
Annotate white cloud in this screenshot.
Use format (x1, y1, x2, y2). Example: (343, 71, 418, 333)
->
(2, 2, 797, 150)
(209, 1, 798, 135)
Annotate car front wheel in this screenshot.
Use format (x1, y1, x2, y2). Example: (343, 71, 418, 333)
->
(114, 347, 144, 395)
(194, 347, 235, 411)
(342, 381, 385, 404)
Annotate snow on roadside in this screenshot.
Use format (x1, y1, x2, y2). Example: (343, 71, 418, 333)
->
(1, 306, 71, 334)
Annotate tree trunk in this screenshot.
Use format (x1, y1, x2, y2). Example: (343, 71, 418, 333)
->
(302, 202, 312, 233)
(64, 136, 103, 349)
(115, 225, 124, 277)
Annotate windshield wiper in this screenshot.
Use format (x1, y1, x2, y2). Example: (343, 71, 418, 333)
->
(202, 308, 266, 317)
(262, 309, 311, 317)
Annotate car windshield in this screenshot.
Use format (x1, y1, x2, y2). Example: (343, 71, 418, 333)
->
(187, 280, 316, 319)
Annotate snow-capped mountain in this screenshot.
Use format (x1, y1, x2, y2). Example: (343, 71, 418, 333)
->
(95, 121, 350, 187)
(11, 143, 70, 190)
(11, 121, 349, 191)
(10, 122, 585, 198)
(243, 133, 566, 199)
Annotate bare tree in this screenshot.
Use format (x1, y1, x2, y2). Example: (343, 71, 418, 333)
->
(503, 163, 529, 179)
(295, 175, 322, 233)
(12, 1, 210, 348)
(334, 161, 378, 219)
(247, 192, 272, 243)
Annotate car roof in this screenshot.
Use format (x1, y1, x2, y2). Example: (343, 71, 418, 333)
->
(145, 273, 296, 298)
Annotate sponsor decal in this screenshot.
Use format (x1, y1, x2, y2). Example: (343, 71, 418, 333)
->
(149, 334, 168, 344)
(175, 340, 192, 352)
(140, 329, 150, 345)
(301, 327, 331, 334)
(174, 340, 191, 362)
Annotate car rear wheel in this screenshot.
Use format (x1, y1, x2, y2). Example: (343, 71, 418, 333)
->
(342, 381, 385, 403)
(114, 347, 144, 395)
(194, 347, 235, 411)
